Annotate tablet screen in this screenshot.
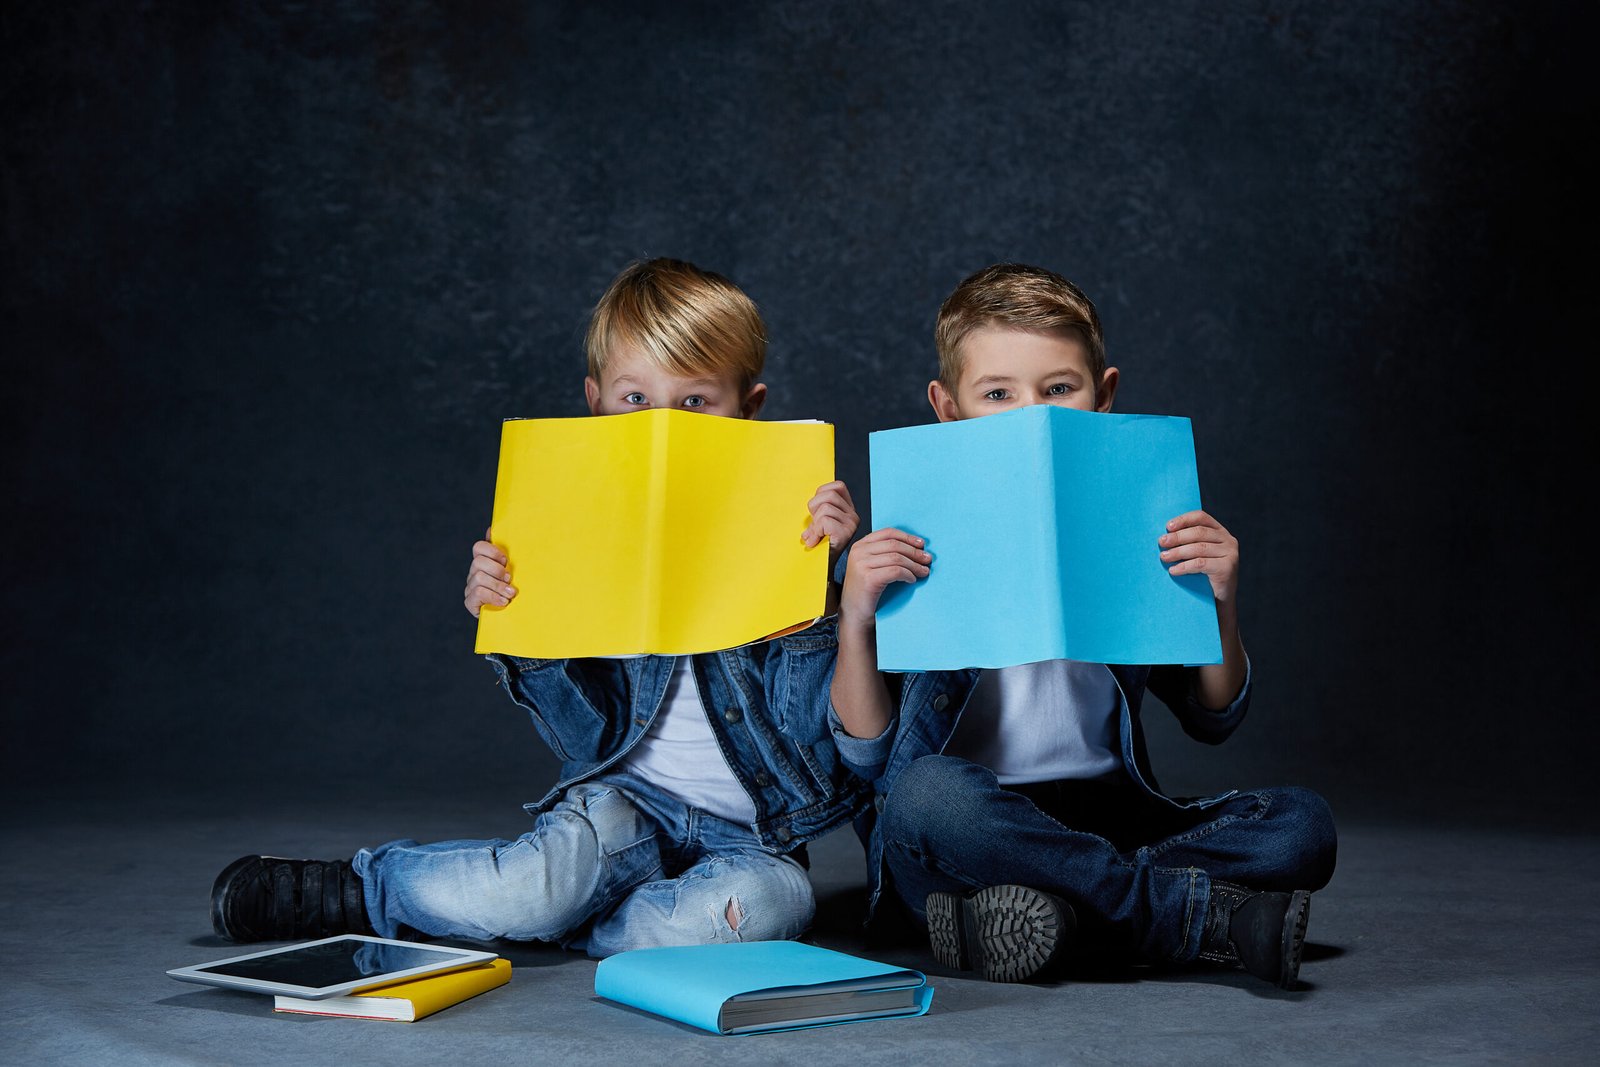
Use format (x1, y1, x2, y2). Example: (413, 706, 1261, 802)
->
(193, 939, 478, 989)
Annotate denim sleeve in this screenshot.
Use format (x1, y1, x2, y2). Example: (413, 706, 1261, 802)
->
(1147, 654, 1252, 745)
(827, 701, 897, 782)
(483, 654, 627, 761)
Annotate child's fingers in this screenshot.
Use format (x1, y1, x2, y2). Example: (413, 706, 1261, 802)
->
(470, 556, 508, 579)
(1164, 510, 1222, 532)
(809, 479, 851, 503)
(862, 545, 931, 581)
(466, 587, 512, 610)
(1160, 541, 1231, 564)
(855, 537, 930, 563)
(870, 560, 929, 585)
(862, 527, 926, 550)
(803, 500, 867, 549)
(1164, 511, 1235, 537)
(806, 487, 842, 517)
(1165, 509, 1215, 530)
(470, 557, 512, 583)
(1158, 525, 1229, 549)
(473, 540, 509, 565)
(1168, 557, 1222, 577)
(464, 582, 512, 617)
(469, 570, 517, 599)
(807, 496, 858, 539)
(809, 499, 852, 523)
(466, 585, 516, 611)
(809, 501, 855, 536)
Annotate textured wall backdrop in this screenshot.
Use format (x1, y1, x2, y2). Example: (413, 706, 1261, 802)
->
(3, 2, 1587, 819)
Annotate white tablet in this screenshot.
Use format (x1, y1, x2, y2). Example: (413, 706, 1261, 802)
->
(167, 934, 498, 1000)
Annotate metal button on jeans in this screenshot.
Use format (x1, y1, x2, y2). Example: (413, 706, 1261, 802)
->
(774, 827, 792, 843)
(932, 694, 949, 711)
(754, 771, 772, 788)
(724, 706, 743, 724)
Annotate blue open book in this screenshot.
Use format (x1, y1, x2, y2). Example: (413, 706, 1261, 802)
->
(593, 941, 933, 1035)
(869, 405, 1224, 670)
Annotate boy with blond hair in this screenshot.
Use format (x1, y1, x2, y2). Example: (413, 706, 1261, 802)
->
(831, 263, 1336, 989)
(211, 258, 866, 955)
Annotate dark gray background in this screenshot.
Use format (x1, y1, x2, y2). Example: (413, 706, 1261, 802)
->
(3, 2, 1589, 823)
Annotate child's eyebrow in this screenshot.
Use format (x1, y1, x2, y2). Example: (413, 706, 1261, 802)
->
(613, 374, 724, 392)
(969, 375, 1018, 388)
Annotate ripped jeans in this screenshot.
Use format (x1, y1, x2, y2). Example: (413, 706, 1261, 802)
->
(352, 771, 814, 958)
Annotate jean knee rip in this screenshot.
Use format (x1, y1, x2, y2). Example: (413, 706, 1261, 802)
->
(706, 895, 747, 942)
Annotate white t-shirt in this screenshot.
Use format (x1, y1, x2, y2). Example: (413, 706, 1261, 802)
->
(618, 657, 758, 825)
(942, 659, 1122, 784)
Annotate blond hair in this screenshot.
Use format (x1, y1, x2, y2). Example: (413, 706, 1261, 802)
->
(585, 258, 766, 389)
(934, 263, 1106, 387)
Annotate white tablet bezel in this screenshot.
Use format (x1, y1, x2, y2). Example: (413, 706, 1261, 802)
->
(166, 934, 498, 1000)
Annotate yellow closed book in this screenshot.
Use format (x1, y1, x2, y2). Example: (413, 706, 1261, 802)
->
(474, 408, 833, 658)
(273, 958, 511, 1022)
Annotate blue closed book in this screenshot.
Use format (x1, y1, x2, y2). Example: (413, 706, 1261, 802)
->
(593, 941, 934, 1035)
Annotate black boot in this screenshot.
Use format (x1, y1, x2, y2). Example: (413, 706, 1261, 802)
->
(925, 884, 1076, 983)
(1198, 880, 1311, 989)
(210, 855, 376, 943)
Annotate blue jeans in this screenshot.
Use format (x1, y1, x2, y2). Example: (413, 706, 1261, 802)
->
(878, 755, 1337, 962)
(351, 773, 815, 958)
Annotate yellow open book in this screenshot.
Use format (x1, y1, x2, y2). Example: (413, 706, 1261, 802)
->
(474, 409, 833, 658)
(273, 958, 511, 1022)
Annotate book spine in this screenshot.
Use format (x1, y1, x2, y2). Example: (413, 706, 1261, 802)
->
(403, 959, 512, 1019)
(1043, 409, 1069, 646)
(641, 410, 670, 648)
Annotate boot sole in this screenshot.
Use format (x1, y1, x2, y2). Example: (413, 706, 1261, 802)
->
(1279, 890, 1311, 990)
(926, 885, 1073, 983)
(209, 854, 264, 942)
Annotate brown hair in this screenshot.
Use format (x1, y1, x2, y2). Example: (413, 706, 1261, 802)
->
(934, 263, 1106, 387)
(585, 258, 766, 389)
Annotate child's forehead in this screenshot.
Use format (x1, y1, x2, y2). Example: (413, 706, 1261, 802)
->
(959, 326, 1092, 378)
(601, 346, 740, 390)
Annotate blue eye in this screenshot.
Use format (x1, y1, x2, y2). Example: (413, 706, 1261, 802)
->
(624, 392, 647, 406)
(682, 396, 706, 409)
(984, 389, 1008, 401)
(1046, 383, 1072, 396)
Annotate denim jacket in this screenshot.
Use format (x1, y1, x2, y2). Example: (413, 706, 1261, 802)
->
(486, 617, 870, 854)
(828, 659, 1253, 915)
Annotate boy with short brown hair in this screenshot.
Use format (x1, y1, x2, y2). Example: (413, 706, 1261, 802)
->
(831, 262, 1336, 989)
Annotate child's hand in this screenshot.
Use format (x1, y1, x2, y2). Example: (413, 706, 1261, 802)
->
(803, 480, 860, 570)
(840, 527, 931, 626)
(464, 527, 517, 618)
(1160, 510, 1240, 606)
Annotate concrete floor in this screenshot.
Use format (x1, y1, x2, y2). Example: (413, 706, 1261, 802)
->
(2, 790, 1595, 1066)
